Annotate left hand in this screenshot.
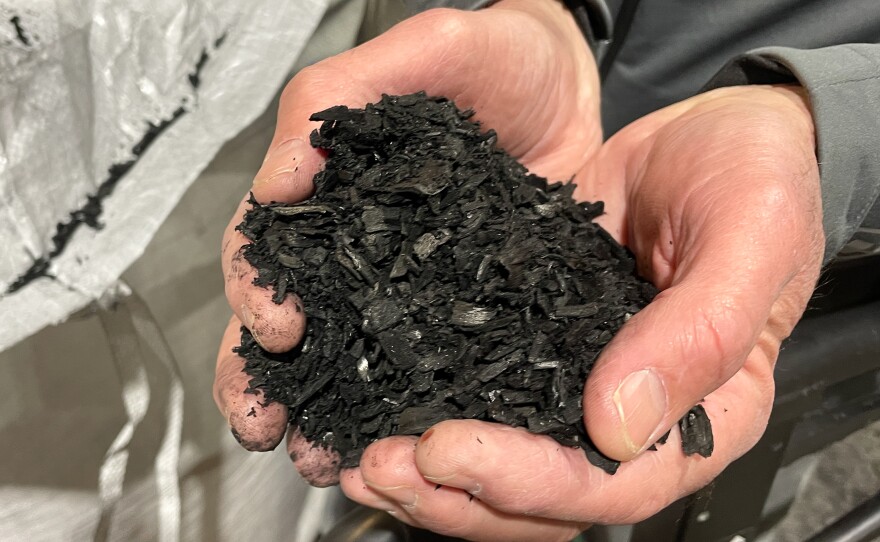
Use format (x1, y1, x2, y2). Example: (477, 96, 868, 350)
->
(213, 0, 600, 485)
(341, 85, 825, 541)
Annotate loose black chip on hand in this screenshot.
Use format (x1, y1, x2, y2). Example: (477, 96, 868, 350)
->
(234, 92, 713, 474)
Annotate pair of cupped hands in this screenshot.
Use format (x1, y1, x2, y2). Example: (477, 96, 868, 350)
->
(214, 1, 825, 540)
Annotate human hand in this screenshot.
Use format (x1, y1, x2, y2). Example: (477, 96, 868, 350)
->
(214, 0, 600, 486)
(340, 85, 824, 541)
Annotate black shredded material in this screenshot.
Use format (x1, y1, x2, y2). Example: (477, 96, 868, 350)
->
(680, 405, 714, 457)
(188, 49, 209, 89)
(235, 92, 714, 473)
(10, 15, 30, 46)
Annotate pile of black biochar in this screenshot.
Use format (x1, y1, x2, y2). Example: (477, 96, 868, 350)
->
(234, 92, 713, 474)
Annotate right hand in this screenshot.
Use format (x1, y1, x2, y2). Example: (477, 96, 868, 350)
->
(214, 0, 602, 486)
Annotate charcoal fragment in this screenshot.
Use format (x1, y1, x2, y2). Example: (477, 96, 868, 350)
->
(235, 92, 712, 476)
(362, 298, 405, 333)
(680, 405, 714, 457)
(416, 352, 452, 372)
(411, 371, 434, 393)
(277, 253, 304, 269)
(449, 301, 497, 327)
(397, 406, 452, 434)
(475, 356, 518, 383)
(554, 303, 600, 318)
(361, 415, 385, 434)
(527, 412, 558, 434)
(413, 229, 452, 260)
(377, 331, 418, 370)
(272, 204, 335, 216)
(584, 446, 621, 475)
(501, 390, 535, 405)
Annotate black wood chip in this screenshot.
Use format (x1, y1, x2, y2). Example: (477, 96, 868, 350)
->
(680, 405, 714, 458)
(234, 92, 714, 474)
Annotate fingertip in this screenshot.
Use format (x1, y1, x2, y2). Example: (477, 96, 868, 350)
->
(286, 429, 343, 487)
(239, 293, 306, 353)
(414, 420, 503, 494)
(214, 316, 288, 451)
(223, 212, 308, 353)
(228, 400, 287, 452)
(251, 138, 323, 204)
(338, 467, 365, 495)
(359, 436, 421, 488)
(582, 273, 762, 462)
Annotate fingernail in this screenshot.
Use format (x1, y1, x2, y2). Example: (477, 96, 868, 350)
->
(612, 369, 667, 454)
(364, 482, 418, 510)
(253, 138, 309, 188)
(240, 304, 267, 349)
(240, 304, 255, 328)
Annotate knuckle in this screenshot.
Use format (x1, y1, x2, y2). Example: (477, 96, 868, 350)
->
(360, 437, 416, 483)
(743, 182, 799, 231)
(404, 8, 473, 42)
(280, 62, 340, 108)
(224, 247, 252, 293)
(214, 365, 244, 406)
(601, 457, 680, 523)
(687, 295, 754, 377)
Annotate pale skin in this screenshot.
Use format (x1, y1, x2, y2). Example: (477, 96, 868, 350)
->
(214, 1, 825, 540)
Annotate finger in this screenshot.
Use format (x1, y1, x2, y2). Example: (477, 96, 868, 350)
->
(339, 468, 408, 514)
(412, 367, 771, 525)
(339, 468, 419, 528)
(254, 3, 599, 205)
(583, 277, 773, 461)
(342, 436, 587, 542)
(221, 196, 307, 352)
(213, 315, 287, 451)
(286, 427, 342, 487)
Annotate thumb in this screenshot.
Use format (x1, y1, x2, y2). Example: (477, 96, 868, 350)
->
(581, 84, 822, 463)
(582, 199, 793, 461)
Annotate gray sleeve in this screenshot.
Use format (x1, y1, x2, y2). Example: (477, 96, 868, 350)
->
(703, 45, 880, 263)
(403, 0, 488, 12)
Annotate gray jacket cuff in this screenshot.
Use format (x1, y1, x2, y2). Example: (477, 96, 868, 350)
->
(404, 0, 489, 11)
(704, 45, 880, 263)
